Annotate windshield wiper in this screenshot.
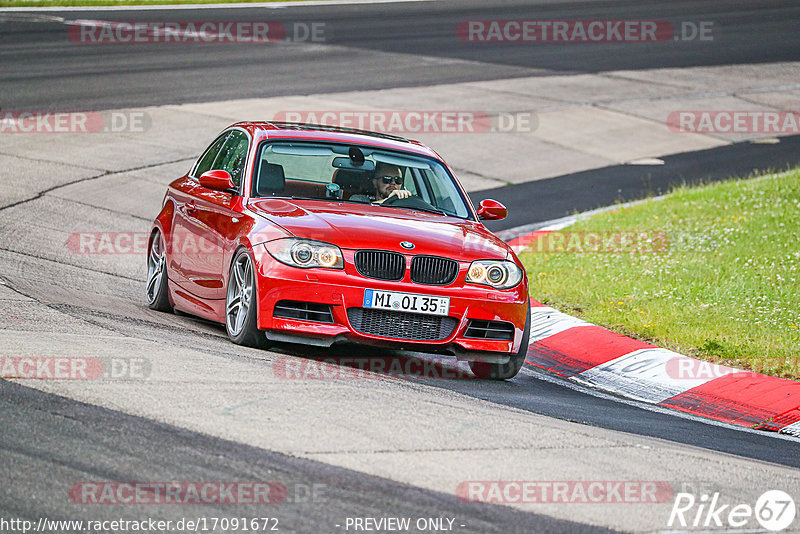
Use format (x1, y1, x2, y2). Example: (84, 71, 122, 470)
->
(382, 204, 447, 216)
(268, 196, 451, 215)
(252, 195, 319, 201)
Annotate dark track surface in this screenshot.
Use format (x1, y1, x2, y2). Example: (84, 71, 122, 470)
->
(0, 380, 614, 534)
(437, 365, 800, 469)
(263, 342, 800, 469)
(1, 1, 798, 531)
(0, 0, 798, 111)
(475, 134, 800, 232)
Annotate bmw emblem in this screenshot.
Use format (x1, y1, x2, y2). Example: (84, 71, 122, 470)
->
(400, 241, 415, 250)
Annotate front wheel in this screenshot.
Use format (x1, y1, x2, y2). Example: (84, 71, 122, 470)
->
(469, 303, 530, 380)
(146, 229, 173, 312)
(226, 248, 269, 348)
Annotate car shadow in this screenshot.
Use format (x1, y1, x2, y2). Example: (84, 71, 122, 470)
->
(268, 341, 483, 381)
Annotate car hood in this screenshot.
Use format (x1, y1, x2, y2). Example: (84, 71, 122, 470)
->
(248, 198, 510, 260)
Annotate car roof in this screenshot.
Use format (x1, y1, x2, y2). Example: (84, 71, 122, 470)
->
(231, 121, 440, 159)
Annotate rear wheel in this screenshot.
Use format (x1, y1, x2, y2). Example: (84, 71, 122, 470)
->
(226, 248, 269, 348)
(146, 230, 173, 312)
(469, 303, 530, 380)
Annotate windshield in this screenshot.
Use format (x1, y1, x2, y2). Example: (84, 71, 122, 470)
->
(251, 142, 473, 219)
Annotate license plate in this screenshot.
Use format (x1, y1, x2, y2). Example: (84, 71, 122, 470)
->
(363, 289, 450, 317)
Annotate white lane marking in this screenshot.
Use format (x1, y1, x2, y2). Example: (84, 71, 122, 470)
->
(518, 365, 800, 443)
(0, 13, 66, 21)
(571, 348, 740, 404)
(0, 0, 434, 12)
(627, 157, 664, 165)
(499, 170, 796, 245)
(780, 422, 800, 437)
(529, 306, 591, 343)
(68, 18, 228, 41)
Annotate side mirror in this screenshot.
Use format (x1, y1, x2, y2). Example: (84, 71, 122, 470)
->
(199, 170, 235, 192)
(476, 199, 508, 221)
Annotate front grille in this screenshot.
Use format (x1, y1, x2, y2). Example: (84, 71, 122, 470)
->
(347, 308, 457, 341)
(410, 255, 458, 285)
(355, 250, 405, 281)
(274, 300, 334, 323)
(464, 319, 515, 341)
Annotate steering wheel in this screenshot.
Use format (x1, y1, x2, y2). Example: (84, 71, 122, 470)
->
(380, 193, 406, 205)
(380, 194, 442, 212)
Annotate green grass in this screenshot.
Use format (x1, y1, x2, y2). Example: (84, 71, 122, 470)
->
(520, 168, 800, 379)
(0, 0, 309, 7)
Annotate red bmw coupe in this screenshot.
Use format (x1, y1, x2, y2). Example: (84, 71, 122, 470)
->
(147, 122, 530, 379)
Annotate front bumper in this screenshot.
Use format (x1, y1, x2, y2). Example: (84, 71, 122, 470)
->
(252, 246, 529, 360)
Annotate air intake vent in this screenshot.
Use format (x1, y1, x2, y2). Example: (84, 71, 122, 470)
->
(464, 319, 515, 341)
(410, 255, 458, 285)
(355, 250, 405, 281)
(274, 301, 334, 323)
(347, 308, 457, 341)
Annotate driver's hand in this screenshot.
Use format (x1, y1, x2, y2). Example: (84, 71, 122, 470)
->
(388, 189, 412, 200)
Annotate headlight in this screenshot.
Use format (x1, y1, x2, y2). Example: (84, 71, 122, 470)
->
(265, 238, 344, 269)
(466, 260, 523, 289)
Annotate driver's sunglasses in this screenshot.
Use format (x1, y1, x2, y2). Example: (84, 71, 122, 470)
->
(378, 176, 404, 185)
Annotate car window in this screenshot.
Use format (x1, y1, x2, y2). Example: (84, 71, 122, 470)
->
(420, 166, 462, 216)
(265, 149, 333, 182)
(253, 142, 473, 219)
(212, 130, 249, 187)
(194, 133, 230, 178)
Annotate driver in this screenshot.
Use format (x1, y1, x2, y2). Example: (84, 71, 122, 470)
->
(351, 163, 413, 204)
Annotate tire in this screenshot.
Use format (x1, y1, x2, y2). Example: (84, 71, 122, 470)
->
(225, 248, 269, 348)
(146, 229, 173, 312)
(469, 303, 530, 380)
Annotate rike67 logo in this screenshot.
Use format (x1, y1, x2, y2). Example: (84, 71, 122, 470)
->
(668, 490, 796, 531)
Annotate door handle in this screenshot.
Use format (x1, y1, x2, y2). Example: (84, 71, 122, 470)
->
(185, 201, 197, 214)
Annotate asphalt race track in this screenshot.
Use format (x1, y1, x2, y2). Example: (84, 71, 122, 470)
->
(1, 0, 799, 110)
(1, 1, 799, 533)
(0, 380, 604, 534)
(476, 133, 800, 232)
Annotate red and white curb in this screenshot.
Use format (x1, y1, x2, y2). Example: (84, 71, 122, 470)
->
(503, 215, 800, 437)
(522, 303, 800, 436)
